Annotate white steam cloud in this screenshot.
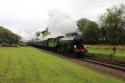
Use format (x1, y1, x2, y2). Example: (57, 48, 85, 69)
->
(46, 9, 78, 38)
(24, 9, 78, 41)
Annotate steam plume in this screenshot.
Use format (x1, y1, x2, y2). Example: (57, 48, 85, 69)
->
(47, 9, 78, 37)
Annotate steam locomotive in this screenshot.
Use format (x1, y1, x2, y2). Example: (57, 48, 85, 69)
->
(28, 35, 87, 57)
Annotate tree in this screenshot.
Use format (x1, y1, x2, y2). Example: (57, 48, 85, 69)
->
(41, 27, 50, 37)
(76, 18, 90, 32)
(36, 27, 51, 38)
(83, 21, 99, 44)
(0, 26, 20, 44)
(99, 4, 125, 44)
(77, 18, 99, 44)
(99, 26, 107, 43)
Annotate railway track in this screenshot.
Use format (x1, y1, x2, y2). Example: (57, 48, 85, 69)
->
(42, 48, 125, 71)
(82, 56, 125, 71)
(36, 47, 125, 71)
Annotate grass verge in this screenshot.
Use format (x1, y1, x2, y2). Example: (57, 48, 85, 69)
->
(87, 47, 125, 61)
(0, 47, 124, 83)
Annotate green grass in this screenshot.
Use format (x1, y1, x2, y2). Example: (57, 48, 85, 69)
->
(0, 47, 124, 83)
(87, 47, 125, 58)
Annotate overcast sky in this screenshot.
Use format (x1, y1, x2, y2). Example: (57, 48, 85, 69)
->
(0, 0, 125, 41)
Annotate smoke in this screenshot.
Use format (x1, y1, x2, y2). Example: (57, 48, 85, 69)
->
(26, 9, 78, 41)
(46, 9, 78, 37)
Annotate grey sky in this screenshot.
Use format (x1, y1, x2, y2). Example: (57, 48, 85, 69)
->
(0, 0, 125, 40)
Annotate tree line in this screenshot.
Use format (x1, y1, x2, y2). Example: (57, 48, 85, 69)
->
(0, 26, 20, 46)
(76, 4, 125, 45)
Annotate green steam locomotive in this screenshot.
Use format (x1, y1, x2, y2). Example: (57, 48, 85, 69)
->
(28, 35, 87, 57)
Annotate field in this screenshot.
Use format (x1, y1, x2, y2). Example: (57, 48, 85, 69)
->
(0, 47, 124, 83)
(87, 45, 125, 60)
(87, 48, 125, 57)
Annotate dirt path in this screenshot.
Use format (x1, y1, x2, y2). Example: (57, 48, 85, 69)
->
(37, 48, 125, 81)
